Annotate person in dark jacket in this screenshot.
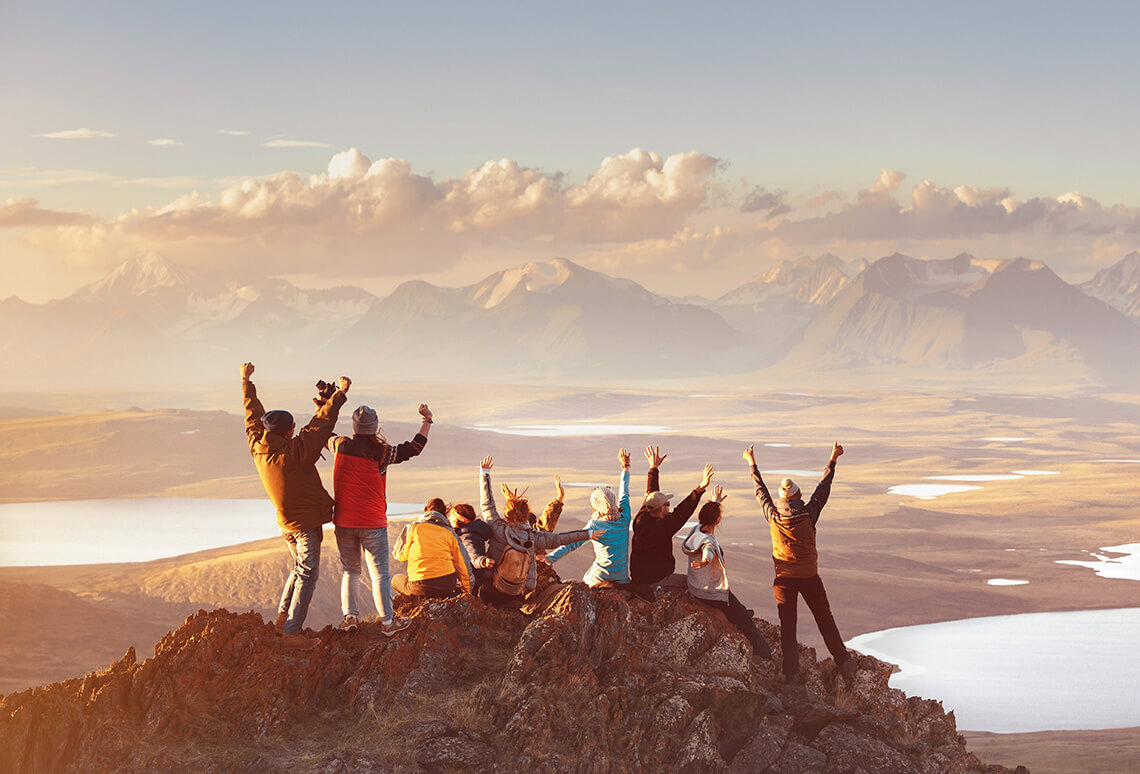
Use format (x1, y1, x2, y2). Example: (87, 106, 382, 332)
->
(241, 362, 348, 651)
(449, 502, 494, 591)
(745, 442, 856, 684)
(629, 446, 713, 586)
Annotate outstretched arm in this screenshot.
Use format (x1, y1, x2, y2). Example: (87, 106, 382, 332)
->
(745, 445, 779, 521)
(618, 448, 631, 525)
(299, 376, 349, 462)
(537, 475, 564, 532)
(667, 463, 713, 530)
(808, 443, 842, 525)
(479, 456, 500, 522)
(644, 445, 665, 494)
(240, 363, 265, 450)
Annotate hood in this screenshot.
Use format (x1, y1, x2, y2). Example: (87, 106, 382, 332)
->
(418, 511, 450, 528)
(681, 524, 707, 555)
(776, 498, 807, 519)
(456, 518, 491, 537)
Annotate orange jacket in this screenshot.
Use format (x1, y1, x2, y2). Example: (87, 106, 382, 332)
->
(393, 513, 471, 593)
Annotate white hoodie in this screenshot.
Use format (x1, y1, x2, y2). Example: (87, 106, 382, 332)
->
(680, 524, 729, 603)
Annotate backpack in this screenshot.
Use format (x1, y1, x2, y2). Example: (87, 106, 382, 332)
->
(492, 525, 534, 596)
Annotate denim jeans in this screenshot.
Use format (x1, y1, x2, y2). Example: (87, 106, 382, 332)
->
(278, 527, 322, 635)
(335, 526, 393, 623)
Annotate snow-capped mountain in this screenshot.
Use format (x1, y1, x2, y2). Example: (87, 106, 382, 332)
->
(1080, 251, 1140, 322)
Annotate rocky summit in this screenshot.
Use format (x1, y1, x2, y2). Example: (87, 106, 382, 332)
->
(0, 579, 1026, 773)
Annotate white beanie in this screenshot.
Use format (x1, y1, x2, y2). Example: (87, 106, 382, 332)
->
(591, 486, 619, 521)
(778, 478, 801, 500)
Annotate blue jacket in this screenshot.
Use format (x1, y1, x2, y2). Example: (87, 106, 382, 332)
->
(548, 469, 631, 584)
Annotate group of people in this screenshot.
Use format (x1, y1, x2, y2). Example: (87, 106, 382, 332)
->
(241, 364, 857, 684)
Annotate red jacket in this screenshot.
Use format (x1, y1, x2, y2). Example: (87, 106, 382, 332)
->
(328, 433, 428, 528)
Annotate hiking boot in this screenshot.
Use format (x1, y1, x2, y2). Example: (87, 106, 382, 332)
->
(338, 615, 360, 631)
(839, 656, 859, 682)
(273, 612, 288, 634)
(379, 618, 412, 637)
(281, 633, 320, 651)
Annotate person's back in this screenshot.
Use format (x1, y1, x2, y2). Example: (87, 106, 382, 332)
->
(392, 504, 471, 598)
(630, 447, 712, 585)
(547, 450, 632, 585)
(451, 506, 494, 589)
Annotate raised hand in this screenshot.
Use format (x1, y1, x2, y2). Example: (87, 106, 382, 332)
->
(645, 445, 667, 468)
(831, 442, 844, 462)
(712, 484, 727, 503)
(700, 463, 714, 490)
(481, 455, 493, 470)
(337, 376, 352, 393)
(618, 448, 631, 471)
(553, 475, 565, 503)
(419, 404, 433, 422)
(743, 445, 756, 465)
(240, 362, 255, 379)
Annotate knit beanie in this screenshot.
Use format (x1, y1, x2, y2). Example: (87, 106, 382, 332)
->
(778, 478, 801, 500)
(352, 405, 379, 435)
(261, 410, 294, 435)
(591, 486, 619, 521)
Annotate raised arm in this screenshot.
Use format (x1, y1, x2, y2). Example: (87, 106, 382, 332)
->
(479, 456, 500, 522)
(667, 463, 713, 530)
(807, 443, 842, 525)
(644, 445, 666, 494)
(389, 404, 433, 465)
(240, 362, 265, 450)
(537, 476, 564, 532)
(299, 376, 349, 462)
(618, 448, 631, 526)
(744, 445, 779, 521)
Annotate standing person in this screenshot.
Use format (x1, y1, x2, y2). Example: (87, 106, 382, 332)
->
(547, 449, 638, 588)
(745, 443, 856, 683)
(326, 403, 432, 636)
(681, 490, 773, 660)
(478, 456, 600, 605)
(630, 445, 713, 586)
(448, 502, 495, 592)
(241, 362, 347, 650)
(391, 498, 472, 598)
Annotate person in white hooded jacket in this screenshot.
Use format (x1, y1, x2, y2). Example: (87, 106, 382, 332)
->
(681, 489, 772, 660)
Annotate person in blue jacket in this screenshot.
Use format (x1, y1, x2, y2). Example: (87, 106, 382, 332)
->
(548, 448, 644, 595)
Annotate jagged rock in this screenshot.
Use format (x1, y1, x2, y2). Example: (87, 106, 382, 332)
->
(0, 583, 1026, 773)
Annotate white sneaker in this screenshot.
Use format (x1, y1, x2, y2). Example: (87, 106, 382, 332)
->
(339, 614, 360, 631)
(379, 617, 411, 637)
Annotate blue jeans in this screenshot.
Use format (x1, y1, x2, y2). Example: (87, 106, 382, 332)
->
(334, 526, 393, 623)
(278, 527, 322, 635)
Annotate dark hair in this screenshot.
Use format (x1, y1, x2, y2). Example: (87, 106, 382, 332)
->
(450, 503, 476, 522)
(697, 501, 722, 527)
(352, 432, 385, 460)
(425, 497, 447, 514)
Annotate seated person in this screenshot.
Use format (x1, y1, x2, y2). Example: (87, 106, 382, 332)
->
(630, 445, 713, 586)
(449, 502, 495, 591)
(547, 448, 633, 585)
(391, 498, 472, 598)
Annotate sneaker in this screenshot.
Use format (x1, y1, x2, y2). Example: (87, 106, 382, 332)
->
(281, 633, 320, 651)
(273, 612, 288, 635)
(379, 618, 412, 637)
(839, 656, 859, 682)
(339, 615, 360, 631)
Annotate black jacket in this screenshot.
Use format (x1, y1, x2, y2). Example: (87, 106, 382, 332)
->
(455, 518, 494, 587)
(629, 467, 706, 584)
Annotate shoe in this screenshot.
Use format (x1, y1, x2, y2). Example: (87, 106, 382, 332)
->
(379, 618, 412, 637)
(281, 633, 320, 651)
(339, 615, 360, 631)
(839, 656, 859, 682)
(273, 612, 288, 634)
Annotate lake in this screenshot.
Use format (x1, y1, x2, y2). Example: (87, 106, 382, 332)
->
(847, 608, 1140, 732)
(0, 498, 423, 567)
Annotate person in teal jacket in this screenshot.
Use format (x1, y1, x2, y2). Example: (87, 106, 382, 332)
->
(547, 448, 633, 585)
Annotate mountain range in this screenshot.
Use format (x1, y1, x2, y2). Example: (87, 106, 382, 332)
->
(3, 251, 1139, 388)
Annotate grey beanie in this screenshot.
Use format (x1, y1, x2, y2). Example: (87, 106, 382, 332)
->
(262, 410, 294, 435)
(352, 405, 379, 435)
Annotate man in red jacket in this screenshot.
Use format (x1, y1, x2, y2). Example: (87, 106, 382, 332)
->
(241, 362, 349, 650)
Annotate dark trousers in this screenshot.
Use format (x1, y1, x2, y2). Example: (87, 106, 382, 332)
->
(772, 574, 848, 677)
(392, 572, 458, 598)
(700, 591, 772, 659)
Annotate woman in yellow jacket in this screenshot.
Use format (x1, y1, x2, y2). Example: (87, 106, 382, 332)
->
(391, 498, 473, 598)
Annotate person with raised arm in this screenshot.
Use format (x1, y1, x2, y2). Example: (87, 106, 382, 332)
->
(478, 456, 601, 605)
(546, 448, 634, 586)
(630, 445, 713, 586)
(325, 403, 432, 636)
(680, 488, 773, 660)
(240, 362, 347, 650)
(745, 442, 856, 683)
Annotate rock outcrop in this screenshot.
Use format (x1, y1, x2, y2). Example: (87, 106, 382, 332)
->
(0, 582, 1026, 773)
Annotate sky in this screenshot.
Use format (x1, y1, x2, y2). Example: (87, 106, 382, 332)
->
(2, 0, 1139, 301)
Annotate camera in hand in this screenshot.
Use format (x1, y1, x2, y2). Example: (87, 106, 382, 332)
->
(313, 379, 337, 407)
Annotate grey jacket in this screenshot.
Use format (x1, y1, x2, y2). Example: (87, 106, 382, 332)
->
(681, 525, 730, 603)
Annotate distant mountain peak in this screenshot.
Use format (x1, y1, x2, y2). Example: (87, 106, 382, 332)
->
(73, 255, 197, 301)
(470, 258, 589, 308)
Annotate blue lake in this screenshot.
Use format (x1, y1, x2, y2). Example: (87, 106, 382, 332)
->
(847, 608, 1140, 732)
(0, 498, 422, 567)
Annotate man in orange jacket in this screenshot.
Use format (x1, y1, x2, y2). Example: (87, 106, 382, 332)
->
(241, 362, 349, 650)
(391, 498, 472, 597)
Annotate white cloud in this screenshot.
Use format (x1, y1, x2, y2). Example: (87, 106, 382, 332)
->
(0, 198, 96, 227)
(262, 139, 336, 148)
(0, 168, 119, 187)
(216, 130, 251, 136)
(146, 139, 184, 147)
(33, 128, 117, 140)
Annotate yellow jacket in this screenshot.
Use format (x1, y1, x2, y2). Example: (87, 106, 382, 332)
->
(393, 514, 471, 593)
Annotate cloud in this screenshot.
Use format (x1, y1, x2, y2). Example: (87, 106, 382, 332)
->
(0, 168, 119, 187)
(262, 139, 336, 148)
(23, 147, 722, 276)
(0, 198, 96, 228)
(216, 130, 251, 136)
(147, 139, 184, 147)
(741, 185, 791, 216)
(33, 128, 116, 140)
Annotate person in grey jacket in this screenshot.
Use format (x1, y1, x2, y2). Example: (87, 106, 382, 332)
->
(681, 489, 772, 660)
